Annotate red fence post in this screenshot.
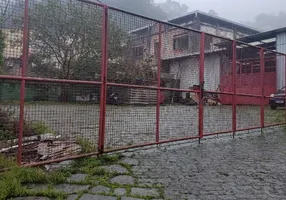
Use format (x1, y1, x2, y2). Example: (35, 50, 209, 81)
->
(260, 48, 265, 128)
(285, 55, 286, 125)
(199, 32, 205, 141)
(156, 23, 162, 143)
(232, 41, 237, 137)
(98, 5, 108, 153)
(17, 0, 29, 166)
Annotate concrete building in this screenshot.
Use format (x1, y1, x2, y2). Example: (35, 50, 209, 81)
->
(131, 10, 260, 100)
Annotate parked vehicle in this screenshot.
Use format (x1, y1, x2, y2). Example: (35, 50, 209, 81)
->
(269, 86, 285, 109)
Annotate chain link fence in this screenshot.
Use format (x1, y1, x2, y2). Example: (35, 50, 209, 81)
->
(0, 0, 286, 168)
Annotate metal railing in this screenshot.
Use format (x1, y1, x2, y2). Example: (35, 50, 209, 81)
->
(0, 0, 285, 167)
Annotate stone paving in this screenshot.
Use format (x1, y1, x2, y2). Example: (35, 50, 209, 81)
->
(11, 127, 286, 200)
(13, 156, 163, 200)
(132, 128, 286, 200)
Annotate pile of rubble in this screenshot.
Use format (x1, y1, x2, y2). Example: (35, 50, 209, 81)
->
(0, 133, 82, 164)
(185, 85, 220, 106)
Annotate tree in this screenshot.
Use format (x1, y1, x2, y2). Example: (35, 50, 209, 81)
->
(107, 49, 157, 85)
(25, 0, 156, 100)
(157, 0, 189, 19)
(250, 12, 286, 31)
(101, 0, 167, 20)
(0, 0, 11, 74)
(28, 0, 104, 81)
(0, 31, 4, 74)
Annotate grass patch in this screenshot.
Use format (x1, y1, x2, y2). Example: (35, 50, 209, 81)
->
(100, 154, 123, 163)
(157, 186, 165, 199)
(76, 137, 97, 153)
(30, 121, 56, 135)
(118, 162, 133, 174)
(70, 154, 123, 174)
(0, 107, 56, 142)
(0, 154, 17, 169)
(265, 108, 286, 124)
(0, 154, 165, 200)
(0, 167, 66, 199)
(0, 157, 70, 200)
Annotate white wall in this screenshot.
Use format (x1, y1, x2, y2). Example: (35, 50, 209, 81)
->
(200, 24, 250, 40)
(204, 54, 220, 92)
(276, 32, 286, 89)
(169, 54, 220, 99)
(201, 24, 233, 39)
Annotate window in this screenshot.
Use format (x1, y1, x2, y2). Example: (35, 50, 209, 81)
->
(154, 42, 159, 58)
(265, 60, 276, 72)
(173, 35, 189, 50)
(133, 46, 144, 57)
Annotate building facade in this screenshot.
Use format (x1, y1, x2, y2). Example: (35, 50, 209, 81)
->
(131, 10, 260, 100)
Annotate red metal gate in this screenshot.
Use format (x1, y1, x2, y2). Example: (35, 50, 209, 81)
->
(0, 0, 286, 168)
(220, 57, 277, 105)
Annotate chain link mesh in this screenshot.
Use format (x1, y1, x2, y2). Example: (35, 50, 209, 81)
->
(0, 0, 286, 167)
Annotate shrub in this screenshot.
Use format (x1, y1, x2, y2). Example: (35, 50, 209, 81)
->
(30, 121, 56, 135)
(0, 107, 55, 141)
(76, 137, 96, 153)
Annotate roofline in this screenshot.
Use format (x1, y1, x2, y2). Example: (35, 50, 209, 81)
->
(108, 5, 285, 56)
(168, 10, 260, 33)
(238, 26, 286, 43)
(130, 10, 260, 35)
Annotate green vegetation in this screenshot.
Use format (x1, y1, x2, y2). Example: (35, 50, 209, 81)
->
(265, 108, 286, 124)
(69, 154, 123, 175)
(0, 154, 17, 169)
(0, 107, 56, 141)
(0, 154, 164, 200)
(30, 121, 56, 135)
(22, 0, 156, 102)
(0, 160, 69, 200)
(76, 137, 97, 154)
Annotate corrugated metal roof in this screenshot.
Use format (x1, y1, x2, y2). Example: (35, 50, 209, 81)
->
(130, 10, 260, 35)
(238, 27, 286, 43)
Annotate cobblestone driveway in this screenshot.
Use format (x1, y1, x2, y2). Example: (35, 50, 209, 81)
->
(132, 129, 286, 200)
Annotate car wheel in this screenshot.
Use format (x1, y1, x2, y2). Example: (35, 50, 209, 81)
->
(270, 104, 277, 110)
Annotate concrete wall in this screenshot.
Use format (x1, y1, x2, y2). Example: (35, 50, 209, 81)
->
(200, 23, 249, 40)
(204, 54, 220, 92)
(145, 22, 249, 62)
(150, 24, 199, 60)
(170, 54, 220, 99)
(133, 18, 254, 62)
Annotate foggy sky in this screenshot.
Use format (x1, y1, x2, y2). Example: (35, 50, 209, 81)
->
(155, 0, 286, 23)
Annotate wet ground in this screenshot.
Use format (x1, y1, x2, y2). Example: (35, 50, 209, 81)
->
(132, 128, 286, 199)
